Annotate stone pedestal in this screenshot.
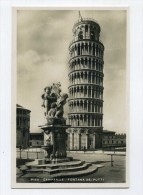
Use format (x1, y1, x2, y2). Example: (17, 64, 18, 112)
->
(40, 122, 70, 160)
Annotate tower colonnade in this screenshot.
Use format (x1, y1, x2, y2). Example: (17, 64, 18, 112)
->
(68, 114, 103, 127)
(67, 17, 104, 150)
(69, 56, 104, 72)
(69, 85, 103, 99)
(68, 99, 103, 113)
(69, 41, 104, 59)
(69, 71, 103, 86)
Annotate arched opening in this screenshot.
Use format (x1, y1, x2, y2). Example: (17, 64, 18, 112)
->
(85, 25, 88, 38)
(78, 31, 83, 40)
(91, 31, 95, 40)
(78, 44, 80, 55)
(85, 25, 88, 33)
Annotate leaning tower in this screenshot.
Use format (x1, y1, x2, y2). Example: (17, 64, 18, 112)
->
(67, 14, 104, 150)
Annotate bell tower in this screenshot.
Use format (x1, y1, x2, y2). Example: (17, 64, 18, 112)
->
(67, 12, 105, 150)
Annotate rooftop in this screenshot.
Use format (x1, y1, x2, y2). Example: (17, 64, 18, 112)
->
(16, 104, 31, 112)
(103, 130, 116, 134)
(73, 18, 101, 32)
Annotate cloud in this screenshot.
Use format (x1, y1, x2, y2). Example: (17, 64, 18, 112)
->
(17, 10, 127, 133)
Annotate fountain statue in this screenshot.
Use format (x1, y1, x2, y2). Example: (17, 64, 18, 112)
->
(18, 83, 100, 180)
(40, 83, 70, 162)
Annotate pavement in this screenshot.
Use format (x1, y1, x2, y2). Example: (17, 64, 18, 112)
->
(16, 150, 126, 183)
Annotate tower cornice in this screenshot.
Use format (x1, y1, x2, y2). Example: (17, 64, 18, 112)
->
(68, 55, 104, 63)
(72, 18, 101, 33)
(68, 69, 104, 77)
(69, 39, 104, 49)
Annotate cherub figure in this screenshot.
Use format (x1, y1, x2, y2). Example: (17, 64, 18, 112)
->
(47, 102, 57, 118)
(41, 83, 68, 119)
(41, 86, 52, 116)
(55, 93, 68, 118)
(51, 82, 61, 98)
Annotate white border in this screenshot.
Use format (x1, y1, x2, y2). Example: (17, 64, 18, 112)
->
(11, 6, 129, 189)
(0, 0, 143, 194)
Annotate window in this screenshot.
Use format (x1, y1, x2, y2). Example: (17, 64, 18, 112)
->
(78, 31, 83, 40)
(23, 131, 25, 137)
(91, 31, 95, 40)
(85, 25, 88, 33)
(77, 120, 79, 126)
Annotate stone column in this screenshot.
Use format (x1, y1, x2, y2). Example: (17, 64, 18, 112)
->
(91, 101, 93, 112)
(78, 73, 80, 84)
(87, 86, 89, 97)
(78, 72, 81, 84)
(87, 43, 89, 54)
(81, 115, 83, 126)
(75, 101, 77, 112)
(69, 116, 71, 126)
(93, 115, 95, 127)
(84, 86, 88, 97)
(75, 116, 77, 126)
(100, 118, 102, 126)
(74, 87, 76, 98)
(91, 86, 93, 98)
(83, 86, 85, 97)
(72, 74, 73, 85)
(70, 88, 72, 98)
(79, 101, 82, 112)
(90, 72, 92, 84)
(88, 24, 90, 38)
(83, 26, 86, 39)
(97, 117, 99, 126)
(72, 133, 74, 150)
(93, 133, 96, 149)
(91, 44, 93, 55)
(76, 116, 79, 126)
(83, 45, 85, 55)
(90, 115, 92, 126)
(85, 115, 88, 126)
(78, 133, 81, 150)
(87, 100, 89, 112)
(74, 46, 76, 56)
(71, 87, 74, 98)
(94, 117, 97, 127)
(86, 133, 89, 149)
(77, 101, 80, 112)
(18, 117, 20, 126)
(83, 72, 85, 83)
(51, 131, 56, 157)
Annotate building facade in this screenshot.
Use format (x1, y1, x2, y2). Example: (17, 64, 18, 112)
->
(67, 15, 104, 150)
(29, 132, 44, 147)
(102, 130, 126, 148)
(16, 104, 31, 148)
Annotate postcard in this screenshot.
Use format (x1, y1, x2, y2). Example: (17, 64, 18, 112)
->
(12, 7, 128, 188)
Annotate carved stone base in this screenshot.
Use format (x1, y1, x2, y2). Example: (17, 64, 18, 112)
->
(40, 124, 70, 159)
(46, 117, 66, 125)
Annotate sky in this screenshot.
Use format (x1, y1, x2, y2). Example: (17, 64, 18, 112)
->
(17, 9, 127, 133)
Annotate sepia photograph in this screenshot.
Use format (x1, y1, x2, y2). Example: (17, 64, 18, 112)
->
(13, 8, 128, 188)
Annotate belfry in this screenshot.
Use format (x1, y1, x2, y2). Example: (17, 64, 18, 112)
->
(67, 12, 105, 150)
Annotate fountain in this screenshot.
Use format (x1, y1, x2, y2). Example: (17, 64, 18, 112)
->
(39, 82, 72, 163)
(18, 83, 103, 183)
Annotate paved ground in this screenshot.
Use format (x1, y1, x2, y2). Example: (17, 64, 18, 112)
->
(17, 150, 126, 183)
(66, 152, 126, 183)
